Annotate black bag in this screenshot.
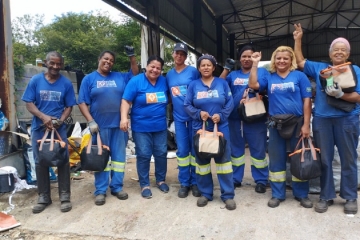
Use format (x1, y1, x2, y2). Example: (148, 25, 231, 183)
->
(238, 89, 267, 123)
(80, 133, 110, 171)
(193, 122, 226, 160)
(37, 129, 68, 167)
(289, 137, 321, 180)
(270, 114, 302, 139)
(325, 95, 356, 112)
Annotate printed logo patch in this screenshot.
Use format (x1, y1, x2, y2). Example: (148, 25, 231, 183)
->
(97, 80, 117, 88)
(306, 87, 312, 92)
(40, 90, 61, 101)
(234, 78, 248, 86)
(196, 90, 219, 99)
(171, 85, 187, 97)
(146, 92, 166, 104)
(270, 82, 295, 93)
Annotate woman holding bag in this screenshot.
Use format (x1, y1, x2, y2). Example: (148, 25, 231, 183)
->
(78, 47, 138, 206)
(184, 54, 236, 210)
(248, 46, 313, 209)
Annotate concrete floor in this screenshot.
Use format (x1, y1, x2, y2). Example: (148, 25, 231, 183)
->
(1, 151, 360, 240)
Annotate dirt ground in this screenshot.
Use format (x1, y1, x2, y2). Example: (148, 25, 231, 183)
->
(0, 151, 360, 240)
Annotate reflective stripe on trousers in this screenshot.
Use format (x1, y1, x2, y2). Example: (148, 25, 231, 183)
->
(196, 163, 211, 175)
(231, 155, 245, 167)
(216, 162, 233, 174)
(250, 157, 268, 169)
(269, 171, 286, 182)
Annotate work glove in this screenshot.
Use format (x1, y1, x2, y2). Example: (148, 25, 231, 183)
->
(325, 84, 344, 98)
(88, 119, 99, 134)
(224, 58, 235, 71)
(124, 45, 135, 57)
(51, 119, 63, 129)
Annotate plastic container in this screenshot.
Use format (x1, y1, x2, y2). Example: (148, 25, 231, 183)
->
(0, 131, 12, 157)
(0, 169, 15, 193)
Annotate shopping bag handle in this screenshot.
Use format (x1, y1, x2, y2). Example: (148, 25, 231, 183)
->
(201, 121, 218, 137)
(86, 133, 103, 155)
(39, 129, 63, 151)
(289, 137, 319, 162)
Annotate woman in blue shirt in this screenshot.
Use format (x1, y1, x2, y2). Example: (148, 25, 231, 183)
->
(184, 54, 236, 210)
(120, 56, 169, 199)
(249, 46, 313, 209)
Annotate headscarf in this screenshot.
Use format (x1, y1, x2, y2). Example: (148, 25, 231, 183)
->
(197, 54, 217, 68)
(330, 37, 350, 51)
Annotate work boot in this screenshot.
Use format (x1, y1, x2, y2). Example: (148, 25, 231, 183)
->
(95, 194, 106, 205)
(57, 162, 72, 212)
(178, 186, 190, 198)
(314, 199, 334, 213)
(111, 191, 129, 200)
(255, 183, 266, 193)
(295, 197, 313, 208)
(224, 199, 236, 210)
(191, 185, 201, 197)
(268, 197, 284, 208)
(33, 194, 52, 214)
(344, 199, 358, 214)
(32, 165, 52, 214)
(197, 196, 209, 207)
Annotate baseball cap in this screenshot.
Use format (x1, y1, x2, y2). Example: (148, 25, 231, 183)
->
(173, 43, 188, 55)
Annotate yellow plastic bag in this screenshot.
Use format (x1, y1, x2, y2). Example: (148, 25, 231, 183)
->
(68, 134, 91, 167)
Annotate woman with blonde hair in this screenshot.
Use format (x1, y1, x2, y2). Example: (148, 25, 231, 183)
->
(248, 46, 313, 209)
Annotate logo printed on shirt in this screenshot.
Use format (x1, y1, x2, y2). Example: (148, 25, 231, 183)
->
(270, 82, 295, 93)
(40, 90, 61, 101)
(171, 85, 187, 97)
(146, 92, 167, 104)
(234, 78, 248, 86)
(97, 80, 117, 88)
(196, 90, 219, 99)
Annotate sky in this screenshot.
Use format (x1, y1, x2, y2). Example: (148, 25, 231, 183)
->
(10, 0, 124, 24)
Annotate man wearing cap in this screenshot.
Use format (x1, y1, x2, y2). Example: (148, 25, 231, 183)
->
(294, 23, 360, 214)
(166, 43, 201, 198)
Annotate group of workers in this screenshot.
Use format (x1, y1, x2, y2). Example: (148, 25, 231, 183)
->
(22, 23, 360, 214)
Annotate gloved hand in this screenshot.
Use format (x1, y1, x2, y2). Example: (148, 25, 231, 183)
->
(124, 45, 135, 57)
(88, 119, 99, 134)
(224, 58, 235, 71)
(325, 84, 344, 98)
(51, 119, 63, 129)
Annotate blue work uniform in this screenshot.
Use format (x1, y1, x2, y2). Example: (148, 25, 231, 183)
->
(258, 70, 312, 200)
(226, 68, 269, 186)
(78, 70, 133, 196)
(166, 66, 200, 187)
(304, 60, 360, 201)
(184, 77, 235, 201)
(123, 73, 169, 188)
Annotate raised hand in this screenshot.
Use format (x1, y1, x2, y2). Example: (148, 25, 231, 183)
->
(224, 58, 235, 71)
(293, 23, 303, 40)
(124, 45, 135, 57)
(251, 51, 262, 64)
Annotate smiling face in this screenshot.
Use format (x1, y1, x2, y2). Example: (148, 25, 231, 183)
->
(145, 60, 162, 81)
(46, 56, 63, 79)
(329, 42, 350, 65)
(172, 50, 187, 65)
(198, 59, 215, 78)
(240, 49, 254, 71)
(97, 52, 115, 75)
(274, 51, 292, 73)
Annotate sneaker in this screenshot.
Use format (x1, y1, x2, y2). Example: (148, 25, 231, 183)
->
(268, 197, 284, 208)
(111, 191, 129, 200)
(197, 196, 209, 207)
(95, 194, 106, 206)
(191, 185, 201, 197)
(295, 197, 313, 208)
(156, 182, 169, 193)
(255, 183, 266, 193)
(60, 201, 72, 212)
(314, 199, 334, 213)
(178, 186, 190, 198)
(344, 199, 358, 214)
(224, 199, 236, 210)
(234, 182, 242, 189)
